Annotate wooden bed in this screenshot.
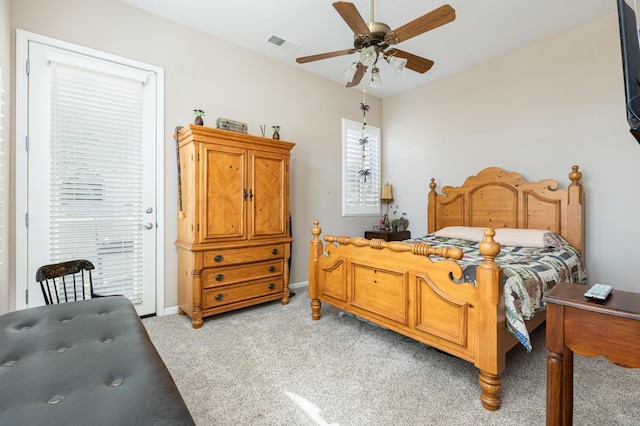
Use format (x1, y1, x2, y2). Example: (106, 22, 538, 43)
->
(308, 165, 584, 410)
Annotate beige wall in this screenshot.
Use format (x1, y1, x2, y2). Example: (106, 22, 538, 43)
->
(6, 0, 382, 313)
(383, 12, 640, 292)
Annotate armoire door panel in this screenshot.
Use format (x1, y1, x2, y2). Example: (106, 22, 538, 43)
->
(250, 151, 287, 239)
(201, 144, 246, 242)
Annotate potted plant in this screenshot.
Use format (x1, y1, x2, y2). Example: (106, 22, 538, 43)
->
(272, 125, 281, 140)
(392, 205, 409, 232)
(193, 109, 205, 125)
(397, 215, 408, 232)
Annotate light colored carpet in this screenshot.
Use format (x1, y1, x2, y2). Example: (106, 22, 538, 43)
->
(143, 287, 640, 425)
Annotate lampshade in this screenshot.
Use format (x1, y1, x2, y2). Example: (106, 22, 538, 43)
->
(343, 62, 359, 83)
(387, 55, 408, 74)
(381, 183, 393, 201)
(370, 67, 382, 88)
(359, 46, 378, 67)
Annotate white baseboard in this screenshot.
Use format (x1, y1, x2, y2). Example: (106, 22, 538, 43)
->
(160, 280, 308, 316)
(163, 306, 180, 316)
(289, 280, 308, 290)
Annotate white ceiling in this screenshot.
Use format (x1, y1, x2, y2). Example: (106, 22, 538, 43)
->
(119, 0, 615, 99)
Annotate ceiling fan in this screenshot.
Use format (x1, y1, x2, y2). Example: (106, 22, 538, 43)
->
(296, 1, 456, 88)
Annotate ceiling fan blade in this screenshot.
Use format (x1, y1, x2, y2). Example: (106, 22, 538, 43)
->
(346, 64, 367, 88)
(296, 48, 356, 64)
(333, 2, 370, 35)
(390, 4, 455, 44)
(389, 49, 434, 74)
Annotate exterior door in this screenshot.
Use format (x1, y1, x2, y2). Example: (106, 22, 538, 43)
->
(18, 35, 161, 316)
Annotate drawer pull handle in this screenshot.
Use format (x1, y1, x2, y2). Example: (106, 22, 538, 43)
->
(214, 255, 224, 262)
(215, 293, 224, 301)
(269, 266, 276, 272)
(268, 283, 276, 290)
(271, 248, 279, 255)
(215, 274, 225, 281)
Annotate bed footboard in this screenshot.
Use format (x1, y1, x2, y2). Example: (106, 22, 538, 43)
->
(308, 221, 505, 410)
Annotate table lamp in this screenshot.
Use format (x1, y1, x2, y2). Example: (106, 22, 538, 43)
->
(381, 183, 393, 230)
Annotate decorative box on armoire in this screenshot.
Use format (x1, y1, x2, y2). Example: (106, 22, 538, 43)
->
(175, 124, 294, 328)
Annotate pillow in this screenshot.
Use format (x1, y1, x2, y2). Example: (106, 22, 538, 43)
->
(433, 226, 563, 248)
(433, 226, 486, 242)
(494, 228, 550, 248)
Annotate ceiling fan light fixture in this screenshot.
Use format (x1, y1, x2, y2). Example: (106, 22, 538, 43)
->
(296, 3, 456, 90)
(370, 67, 382, 88)
(344, 62, 359, 83)
(387, 55, 408, 74)
(359, 46, 378, 67)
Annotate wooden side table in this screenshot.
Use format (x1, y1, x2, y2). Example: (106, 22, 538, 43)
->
(364, 230, 411, 241)
(544, 282, 640, 425)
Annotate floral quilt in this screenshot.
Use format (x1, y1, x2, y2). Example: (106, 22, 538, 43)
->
(407, 233, 587, 351)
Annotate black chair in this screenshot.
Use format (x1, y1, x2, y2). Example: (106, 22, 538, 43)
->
(36, 259, 97, 305)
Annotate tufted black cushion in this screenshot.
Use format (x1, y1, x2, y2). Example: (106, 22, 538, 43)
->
(0, 296, 194, 425)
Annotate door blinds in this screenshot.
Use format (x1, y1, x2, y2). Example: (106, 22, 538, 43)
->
(47, 56, 147, 303)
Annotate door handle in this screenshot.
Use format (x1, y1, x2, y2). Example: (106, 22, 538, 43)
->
(142, 222, 154, 230)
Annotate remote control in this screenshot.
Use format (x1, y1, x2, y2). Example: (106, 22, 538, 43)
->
(584, 283, 613, 301)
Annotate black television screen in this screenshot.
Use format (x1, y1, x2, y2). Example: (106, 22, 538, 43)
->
(617, 0, 640, 143)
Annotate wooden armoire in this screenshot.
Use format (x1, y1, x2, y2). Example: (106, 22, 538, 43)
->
(175, 124, 294, 328)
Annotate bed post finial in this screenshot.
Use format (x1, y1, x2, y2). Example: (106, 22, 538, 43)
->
(479, 228, 500, 260)
(429, 178, 437, 193)
(569, 165, 582, 186)
(311, 220, 321, 241)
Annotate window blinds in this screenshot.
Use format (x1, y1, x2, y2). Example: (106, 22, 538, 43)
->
(48, 59, 145, 303)
(343, 119, 381, 215)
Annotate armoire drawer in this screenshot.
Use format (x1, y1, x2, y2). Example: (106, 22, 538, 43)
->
(203, 244, 285, 267)
(202, 277, 284, 308)
(202, 260, 283, 288)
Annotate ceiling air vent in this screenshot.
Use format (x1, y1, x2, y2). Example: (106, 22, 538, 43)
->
(264, 33, 301, 54)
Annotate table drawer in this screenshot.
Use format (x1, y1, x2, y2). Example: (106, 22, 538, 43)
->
(202, 260, 283, 288)
(203, 244, 285, 267)
(203, 277, 283, 308)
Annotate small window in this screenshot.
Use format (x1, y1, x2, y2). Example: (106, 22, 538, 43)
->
(342, 118, 380, 216)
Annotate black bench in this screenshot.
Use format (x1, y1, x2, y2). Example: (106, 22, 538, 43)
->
(0, 296, 194, 425)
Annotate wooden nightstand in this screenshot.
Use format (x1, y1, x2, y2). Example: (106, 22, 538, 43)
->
(544, 282, 640, 425)
(364, 230, 411, 241)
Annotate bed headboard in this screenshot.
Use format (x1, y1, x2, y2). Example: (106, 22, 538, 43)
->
(427, 165, 584, 255)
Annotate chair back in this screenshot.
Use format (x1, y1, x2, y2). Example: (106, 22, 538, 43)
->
(35, 259, 95, 305)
